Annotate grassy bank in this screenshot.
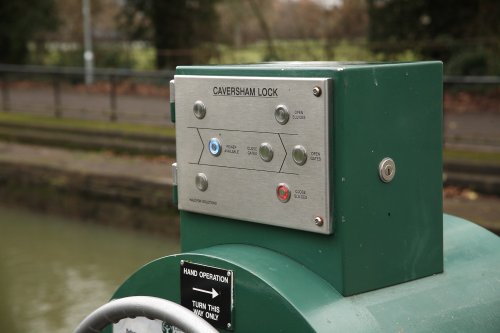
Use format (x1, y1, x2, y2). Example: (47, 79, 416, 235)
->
(444, 149, 500, 165)
(0, 112, 175, 137)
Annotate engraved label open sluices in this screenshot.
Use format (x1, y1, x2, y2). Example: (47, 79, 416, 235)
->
(175, 76, 332, 234)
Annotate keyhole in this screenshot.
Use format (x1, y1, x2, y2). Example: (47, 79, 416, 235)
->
(379, 157, 396, 183)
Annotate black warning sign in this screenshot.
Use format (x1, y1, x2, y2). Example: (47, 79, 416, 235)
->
(180, 261, 233, 330)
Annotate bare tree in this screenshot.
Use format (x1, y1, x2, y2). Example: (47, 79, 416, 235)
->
(246, 0, 278, 60)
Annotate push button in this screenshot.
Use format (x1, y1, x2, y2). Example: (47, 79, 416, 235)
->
(274, 105, 289, 125)
(276, 183, 291, 203)
(193, 101, 206, 119)
(292, 145, 307, 165)
(195, 173, 208, 191)
(208, 138, 222, 157)
(259, 143, 274, 162)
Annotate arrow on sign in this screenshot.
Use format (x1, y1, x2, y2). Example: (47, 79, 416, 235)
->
(193, 287, 219, 299)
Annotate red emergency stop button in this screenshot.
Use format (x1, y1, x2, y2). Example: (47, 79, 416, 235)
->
(276, 183, 291, 203)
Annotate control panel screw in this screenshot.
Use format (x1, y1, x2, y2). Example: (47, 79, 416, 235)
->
(227, 323, 232, 329)
(180, 260, 185, 266)
(314, 216, 324, 227)
(312, 86, 322, 97)
(227, 271, 231, 277)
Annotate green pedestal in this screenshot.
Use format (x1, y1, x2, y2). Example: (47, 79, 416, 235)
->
(107, 215, 500, 333)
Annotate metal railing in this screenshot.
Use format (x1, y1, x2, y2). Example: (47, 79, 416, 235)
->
(0, 64, 175, 123)
(0, 64, 498, 123)
(443, 76, 500, 85)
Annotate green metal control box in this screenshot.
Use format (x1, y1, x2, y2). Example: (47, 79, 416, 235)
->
(83, 62, 500, 333)
(173, 62, 443, 296)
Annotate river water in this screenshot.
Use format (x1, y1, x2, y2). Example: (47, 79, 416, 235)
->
(0, 206, 179, 332)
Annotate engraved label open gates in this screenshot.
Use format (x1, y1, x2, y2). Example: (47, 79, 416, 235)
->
(180, 261, 234, 330)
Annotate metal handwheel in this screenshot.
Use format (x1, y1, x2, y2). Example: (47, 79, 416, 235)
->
(74, 296, 218, 333)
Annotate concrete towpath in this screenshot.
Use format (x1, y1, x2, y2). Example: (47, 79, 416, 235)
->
(0, 141, 173, 185)
(444, 112, 500, 152)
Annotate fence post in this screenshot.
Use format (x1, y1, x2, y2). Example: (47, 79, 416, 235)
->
(1, 74, 10, 112)
(53, 74, 62, 118)
(110, 74, 117, 121)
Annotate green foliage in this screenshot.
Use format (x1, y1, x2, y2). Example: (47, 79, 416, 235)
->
(211, 39, 421, 64)
(0, 0, 58, 64)
(33, 39, 423, 70)
(368, 0, 500, 69)
(0, 112, 175, 137)
(41, 46, 83, 67)
(446, 49, 500, 76)
(129, 44, 156, 70)
(38, 42, 156, 70)
(444, 149, 500, 165)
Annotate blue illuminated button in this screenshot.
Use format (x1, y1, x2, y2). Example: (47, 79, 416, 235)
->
(208, 138, 222, 156)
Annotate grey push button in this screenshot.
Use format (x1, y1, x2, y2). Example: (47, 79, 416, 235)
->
(195, 173, 208, 191)
(274, 105, 289, 125)
(292, 145, 307, 165)
(193, 100, 206, 119)
(259, 143, 274, 162)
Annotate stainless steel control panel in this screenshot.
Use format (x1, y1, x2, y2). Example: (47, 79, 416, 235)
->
(174, 75, 332, 234)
